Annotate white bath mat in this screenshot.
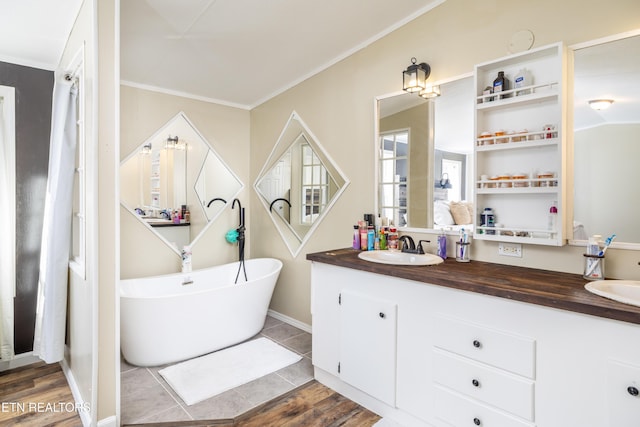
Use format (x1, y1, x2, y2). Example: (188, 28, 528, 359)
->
(158, 337, 302, 405)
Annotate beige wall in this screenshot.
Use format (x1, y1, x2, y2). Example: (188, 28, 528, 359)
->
(250, 0, 640, 325)
(120, 86, 251, 278)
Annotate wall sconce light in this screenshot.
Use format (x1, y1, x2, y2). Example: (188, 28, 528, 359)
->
(436, 173, 452, 189)
(403, 57, 431, 93)
(165, 135, 179, 150)
(419, 84, 441, 99)
(140, 143, 152, 155)
(588, 99, 614, 110)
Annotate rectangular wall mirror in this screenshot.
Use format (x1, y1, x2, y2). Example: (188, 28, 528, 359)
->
(572, 31, 640, 248)
(376, 75, 474, 231)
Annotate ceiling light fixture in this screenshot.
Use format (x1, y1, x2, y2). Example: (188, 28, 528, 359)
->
(588, 99, 614, 110)
(402, 57, 431, 93)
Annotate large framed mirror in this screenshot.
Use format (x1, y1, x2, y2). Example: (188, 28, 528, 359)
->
(376, 75, 474, 232)
(571, 31, 640, 248)
(255, 111, 349, 256)
(120, 112, 243, 251)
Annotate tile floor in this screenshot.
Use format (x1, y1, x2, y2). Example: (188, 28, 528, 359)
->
(120, 315, 313, 424)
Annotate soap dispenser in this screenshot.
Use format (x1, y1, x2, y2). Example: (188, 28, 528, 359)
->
(437, 229, 447, 259)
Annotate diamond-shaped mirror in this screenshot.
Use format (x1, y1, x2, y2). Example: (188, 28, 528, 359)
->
(120, 112, 243, 251)
(255, 112, 349, 256)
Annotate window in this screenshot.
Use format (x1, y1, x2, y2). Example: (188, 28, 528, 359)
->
(300, 143, 328, 224)
(441, 158, 462, 202)
(378, 130, 408, 227)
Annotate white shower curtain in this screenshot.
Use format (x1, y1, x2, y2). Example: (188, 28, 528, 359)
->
(0, 88, 16, 361)
(33, 77, 77, 364)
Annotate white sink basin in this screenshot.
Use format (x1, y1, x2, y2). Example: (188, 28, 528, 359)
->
(358, 250, 444, 266)
(584, 280, 640, 307)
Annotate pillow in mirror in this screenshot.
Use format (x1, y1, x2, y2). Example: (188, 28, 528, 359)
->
(434, 201, 455, 226)
(449, 201, 474, 225)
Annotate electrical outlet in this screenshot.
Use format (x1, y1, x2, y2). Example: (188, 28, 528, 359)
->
(498, 242, 522, 257)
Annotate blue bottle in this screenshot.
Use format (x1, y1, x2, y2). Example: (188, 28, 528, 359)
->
(367, 226, 375, 251)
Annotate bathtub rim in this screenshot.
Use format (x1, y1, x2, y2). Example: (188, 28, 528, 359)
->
(119, 257, 283, 299)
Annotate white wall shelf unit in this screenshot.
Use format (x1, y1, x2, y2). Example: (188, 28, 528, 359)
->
(473, 42, 566, 246)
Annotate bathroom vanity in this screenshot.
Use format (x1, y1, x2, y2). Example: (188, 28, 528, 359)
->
(308, 248, 640, 427)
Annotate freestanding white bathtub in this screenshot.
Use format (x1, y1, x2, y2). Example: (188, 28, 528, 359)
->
(120, 258, 283, 367)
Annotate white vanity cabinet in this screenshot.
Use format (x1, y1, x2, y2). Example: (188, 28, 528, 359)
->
(431, 316, 536, 425)
(310, 261, 640, 427)
(311, 263, 398, 407)
(473, 42, 566, 245)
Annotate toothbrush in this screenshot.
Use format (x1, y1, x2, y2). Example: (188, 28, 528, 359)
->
(585, 233, 616, 278)
(597, 233, 616, 257)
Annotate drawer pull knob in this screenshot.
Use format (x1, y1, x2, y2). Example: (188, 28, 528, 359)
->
(379, 312, 385, 319)
(472, 340, 481, 348)
(473, 418, 481, 426)
(628, 386, 639, 396)
(472, 379, 480, 387)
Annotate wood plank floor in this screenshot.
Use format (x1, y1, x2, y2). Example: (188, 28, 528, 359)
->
(124, 380, 381, 427)
(0, 361, 83, 426)
(1, 363, 380, 427)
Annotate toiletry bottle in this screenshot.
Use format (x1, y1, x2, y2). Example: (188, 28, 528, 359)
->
(588, 235, 602, 255)
(514, 68, 531, 95)
(367, 226, 375, 251)
(387, 227, 398, 250)
(379, 227, 387, 250)
(493, 71, 509, 99)
(353, 225, 360, 250)
(184, 209, 190, 223)
(181, 246, 192, 273)
(480, 208, 495, 235)
(437, 230, 447, 259)
(359, 221, 368, 250)
(548, 202, 558, 233)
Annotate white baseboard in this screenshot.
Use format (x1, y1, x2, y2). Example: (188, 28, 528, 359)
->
(97, 415, 117, 427)
(0, 352, 39, 372)
(267, 309, 311, 334)
(60, 358, 94, 427)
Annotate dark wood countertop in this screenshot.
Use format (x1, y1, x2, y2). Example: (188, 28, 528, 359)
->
(306, 248, 640, 326)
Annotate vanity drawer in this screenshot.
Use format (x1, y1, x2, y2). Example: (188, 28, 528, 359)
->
(433, 349, 535, 421)
(434, 385, 535, 427)
(434, 315, 535, 379)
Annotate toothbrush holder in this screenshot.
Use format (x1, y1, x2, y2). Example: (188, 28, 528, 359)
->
(583, 253, 605, 280)
(456, 242, 470, 262)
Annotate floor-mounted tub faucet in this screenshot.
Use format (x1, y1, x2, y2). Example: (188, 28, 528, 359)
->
(232, 198, 247, 283)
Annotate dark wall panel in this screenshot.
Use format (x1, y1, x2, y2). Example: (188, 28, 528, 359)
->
(0, 61, 53, 354)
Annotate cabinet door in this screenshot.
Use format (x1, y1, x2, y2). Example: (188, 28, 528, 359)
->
(339, 289, 397, 406)
(607, 359, 640, 426)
